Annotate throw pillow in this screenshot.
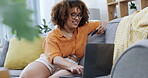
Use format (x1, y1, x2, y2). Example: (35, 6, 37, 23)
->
(4, 37, 45, 69)
(0, 40, 9, 67)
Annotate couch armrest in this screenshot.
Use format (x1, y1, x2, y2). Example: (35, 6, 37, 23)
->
(111, 39, 148, 78)
(9, 70, 22, 77)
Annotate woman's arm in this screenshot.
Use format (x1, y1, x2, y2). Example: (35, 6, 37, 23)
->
(53, 56, 83, 74)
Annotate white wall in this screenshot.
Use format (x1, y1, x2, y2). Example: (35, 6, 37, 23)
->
(39, 0, 109, 22)
(97, 0, 108, 21)
(82, 0, 108, 21)
(39, 0, 55, 23)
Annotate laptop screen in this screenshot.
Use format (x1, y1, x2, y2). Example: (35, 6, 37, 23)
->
(83, 44, 114, 78)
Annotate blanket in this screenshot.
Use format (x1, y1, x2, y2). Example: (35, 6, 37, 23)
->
(114, 7, 148, 63)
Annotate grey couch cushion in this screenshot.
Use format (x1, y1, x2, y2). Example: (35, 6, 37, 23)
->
(111, 39, 148, 78)
(105, 18, 121, 43)
(87, 34, 105, 44)
(0, 40, 9, 67)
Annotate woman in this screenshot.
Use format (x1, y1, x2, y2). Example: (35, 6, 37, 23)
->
(20, 0, 106, 78)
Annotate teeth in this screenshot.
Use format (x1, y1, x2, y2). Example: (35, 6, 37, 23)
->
(73, 21, 78, 24)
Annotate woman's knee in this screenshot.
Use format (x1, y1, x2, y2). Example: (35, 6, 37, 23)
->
(20, 61, 51, 78)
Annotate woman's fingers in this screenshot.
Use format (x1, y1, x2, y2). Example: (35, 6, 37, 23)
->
(79, 66, 84, 74)
(70, 65, 83, 74)
(97, 21, 107, 34)
(76, 65, 83, 74)
(97, 26, 104, 34)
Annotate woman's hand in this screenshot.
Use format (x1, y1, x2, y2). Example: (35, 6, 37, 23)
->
(96, 21, 108, 34)
(68, 64, 84, 75)
(53, 56, 83, 74)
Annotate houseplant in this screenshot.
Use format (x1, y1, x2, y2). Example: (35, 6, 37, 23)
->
(129, 1, 137, 15)
(35, 19, 52, 36)
(0, 0, 39, 41)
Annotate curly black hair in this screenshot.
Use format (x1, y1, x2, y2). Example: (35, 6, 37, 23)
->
(51, 0, 89, 28)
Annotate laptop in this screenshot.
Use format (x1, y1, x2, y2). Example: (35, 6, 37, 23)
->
(60, 44, 114, 78)
(82, 43, 114, 78)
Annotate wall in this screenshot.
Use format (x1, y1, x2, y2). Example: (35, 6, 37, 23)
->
(39, 0, 55, 23)
(82, 0, 108, 21)
(39, 0, 109, 23)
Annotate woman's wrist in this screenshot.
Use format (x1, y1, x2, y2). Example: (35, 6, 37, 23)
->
(53, 56, 74, 69)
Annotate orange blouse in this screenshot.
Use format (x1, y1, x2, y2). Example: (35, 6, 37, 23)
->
(43, 21, 100, 63)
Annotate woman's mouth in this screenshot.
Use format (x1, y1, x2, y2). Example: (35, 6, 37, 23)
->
(73, 21, 79, 25)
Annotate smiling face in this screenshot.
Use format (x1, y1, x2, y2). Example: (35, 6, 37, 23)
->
(64, 7, 82, 30)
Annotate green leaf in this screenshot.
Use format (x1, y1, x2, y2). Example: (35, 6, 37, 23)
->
(129, 1, 137, 9)
(43, 19, 46, 25)
(0, 0, 6, 6)
(10, 0, 26, 3)
(2, 1, 39, 41)
(35, 25, 43, 29)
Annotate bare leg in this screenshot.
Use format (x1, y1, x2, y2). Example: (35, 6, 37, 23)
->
(49, 69, 73, 78)
(20, 61, 51, 78)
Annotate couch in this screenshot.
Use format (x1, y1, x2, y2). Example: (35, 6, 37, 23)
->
(111, 39, 148, 78)
(0, 18, 121, 78)
(1, 18, 147, 78)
